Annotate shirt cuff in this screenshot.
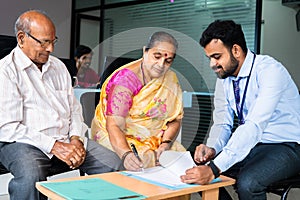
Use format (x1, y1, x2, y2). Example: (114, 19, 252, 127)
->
(40, 137, 57, 155)
(213, 152, 233, 172)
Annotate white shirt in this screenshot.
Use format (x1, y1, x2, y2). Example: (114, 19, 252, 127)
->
(206, 49, 300, 172)
(0, 46, 87, 157)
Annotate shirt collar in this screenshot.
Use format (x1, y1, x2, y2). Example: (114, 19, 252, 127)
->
(236, 49, 255, 79)
(14, 45, 51, 71)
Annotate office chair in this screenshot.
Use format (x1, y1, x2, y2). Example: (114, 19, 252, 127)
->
(0, 163, 9, 174)
(267, 174, 300, 200)
(80, 91, 99, 129)
(95, 56, 135, 105)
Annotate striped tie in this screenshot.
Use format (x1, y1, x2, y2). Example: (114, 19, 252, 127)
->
(233, 78, 241, 119)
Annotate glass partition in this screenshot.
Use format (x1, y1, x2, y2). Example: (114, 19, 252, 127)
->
(73, 0, 259, 149)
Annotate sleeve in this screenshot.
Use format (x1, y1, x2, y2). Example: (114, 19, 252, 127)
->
(106, 70, 142, 117)
(68, 87, 88, 139)
(206, 78, 234, 154)
(59, 58, 88, 138)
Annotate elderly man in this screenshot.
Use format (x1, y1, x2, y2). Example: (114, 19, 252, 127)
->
(0, 10, 121, 200)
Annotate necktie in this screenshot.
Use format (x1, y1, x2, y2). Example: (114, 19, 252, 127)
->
(233, 78, 241, 111)
(233, 78, 243, 125)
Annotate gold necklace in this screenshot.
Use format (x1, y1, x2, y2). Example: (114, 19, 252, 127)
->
(140, 62, 146, 86)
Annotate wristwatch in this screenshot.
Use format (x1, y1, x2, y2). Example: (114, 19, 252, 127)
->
(70, 135, 84, 144)
(208, 160, 220, 178)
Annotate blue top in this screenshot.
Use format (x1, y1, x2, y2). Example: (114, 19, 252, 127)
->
(206, 49, 300, 172)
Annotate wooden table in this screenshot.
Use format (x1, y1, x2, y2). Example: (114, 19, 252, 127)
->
(36, 172, 235, 200)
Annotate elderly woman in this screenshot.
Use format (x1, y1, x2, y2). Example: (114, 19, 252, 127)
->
(91, 31, 185, 171)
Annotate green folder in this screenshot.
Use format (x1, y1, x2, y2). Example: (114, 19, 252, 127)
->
(39, 177, 146, 200)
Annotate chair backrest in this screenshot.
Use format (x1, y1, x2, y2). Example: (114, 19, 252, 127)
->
(0, 35, 17, 60)
(80, 91, 100, 127)
(59, 58, 77, 86)
(95, 56, 136, 105)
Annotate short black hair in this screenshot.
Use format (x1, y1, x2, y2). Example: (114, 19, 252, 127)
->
(200, 20, 247, 53)
(74, 45, 92, 59)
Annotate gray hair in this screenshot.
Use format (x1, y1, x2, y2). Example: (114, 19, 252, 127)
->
(14, 10, 49, 36)
(145, 31, 178, 52)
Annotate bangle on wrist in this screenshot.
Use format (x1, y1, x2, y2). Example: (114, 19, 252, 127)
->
(208, 160, 220, 178)
(121, 150, 133, 164)
(161, 139, 172, 144)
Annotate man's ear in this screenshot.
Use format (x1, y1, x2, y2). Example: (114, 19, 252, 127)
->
(17, 31, 25, 46)
(231, 44, 242, 59)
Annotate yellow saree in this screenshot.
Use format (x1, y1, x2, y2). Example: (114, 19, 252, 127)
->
(91, 59, 186, 168)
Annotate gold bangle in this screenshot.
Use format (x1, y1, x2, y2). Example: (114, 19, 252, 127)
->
(161, 139, 172, 144)
(121, 150, 133, 164)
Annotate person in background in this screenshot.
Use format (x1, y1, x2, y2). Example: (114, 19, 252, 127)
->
(74, 45, 100, 88)
(0, 10, 121, 200)
(91, 31, 186, 171)
(181, 20, 300, 200)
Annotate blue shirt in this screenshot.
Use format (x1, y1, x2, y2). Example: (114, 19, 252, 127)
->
(206, 49, 300, 172)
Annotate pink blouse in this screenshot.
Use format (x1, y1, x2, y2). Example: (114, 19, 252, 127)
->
(105, 68, 143, 117)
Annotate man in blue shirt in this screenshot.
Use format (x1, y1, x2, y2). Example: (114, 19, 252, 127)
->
(181, 20, 300, 200)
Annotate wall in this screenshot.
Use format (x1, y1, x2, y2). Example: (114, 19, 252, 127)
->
(0, 0, 72, 58)
(261, 0, 300, 88)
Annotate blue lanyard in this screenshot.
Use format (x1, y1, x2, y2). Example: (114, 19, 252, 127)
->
(234, 53, 256, 125)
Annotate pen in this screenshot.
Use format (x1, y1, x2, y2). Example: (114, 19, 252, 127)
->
(130, 143, 144, 172)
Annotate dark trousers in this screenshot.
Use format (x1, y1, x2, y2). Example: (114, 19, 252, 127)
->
(219, 142, 300, 200)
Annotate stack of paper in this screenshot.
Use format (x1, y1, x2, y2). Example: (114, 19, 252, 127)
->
(121, 151, 198, 190)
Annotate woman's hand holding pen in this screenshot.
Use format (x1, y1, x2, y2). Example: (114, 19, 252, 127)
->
(122, 143, 144, 171)
(122, 151, 144, 171)
(194, 144, 216, 164)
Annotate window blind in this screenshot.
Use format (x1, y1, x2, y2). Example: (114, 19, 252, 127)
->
(103, 0, 257, 93)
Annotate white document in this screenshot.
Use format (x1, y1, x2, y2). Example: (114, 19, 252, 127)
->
(124, 151, 196, 188)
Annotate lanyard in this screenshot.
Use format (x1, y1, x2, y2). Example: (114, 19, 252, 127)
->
(234, 53, 256, 125)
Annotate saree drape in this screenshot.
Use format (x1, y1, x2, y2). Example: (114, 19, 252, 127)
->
(91, 59, 185, 168)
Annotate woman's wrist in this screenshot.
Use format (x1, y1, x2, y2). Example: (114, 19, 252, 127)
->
(121, 150, 133, 164)
(159, 141, 172, 150)
(161, 139, 173, 144)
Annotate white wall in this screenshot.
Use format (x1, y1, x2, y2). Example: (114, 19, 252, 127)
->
(0, 0, 72, 58)
(261, 0, 300, 88)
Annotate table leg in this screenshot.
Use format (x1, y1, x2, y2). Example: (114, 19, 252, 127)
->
(202, 188, 219, 200)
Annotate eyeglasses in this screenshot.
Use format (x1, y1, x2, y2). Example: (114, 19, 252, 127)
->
(25, 32, 58, 48)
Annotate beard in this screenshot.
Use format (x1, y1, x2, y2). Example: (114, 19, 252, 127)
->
(215, 54, 239, 79)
